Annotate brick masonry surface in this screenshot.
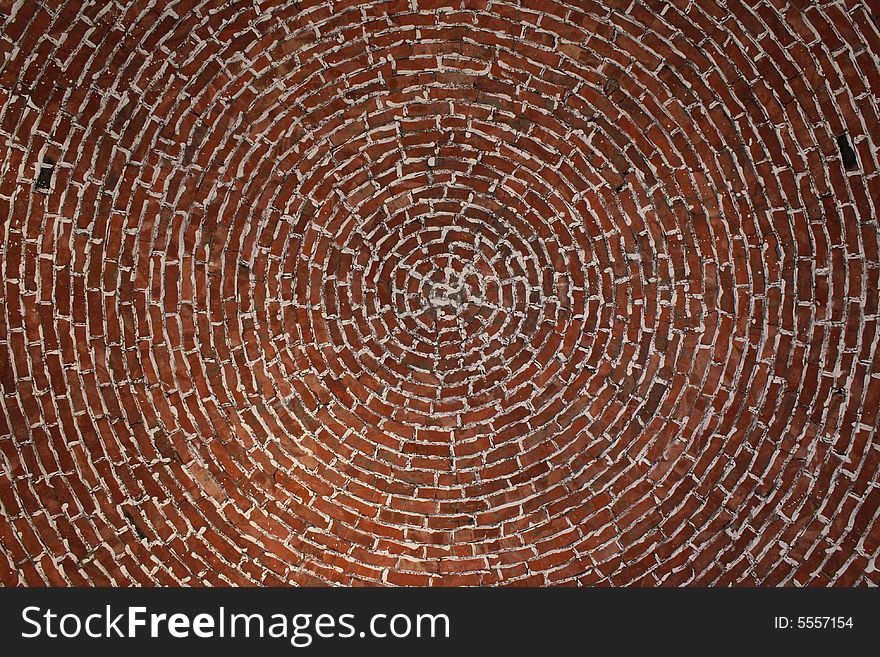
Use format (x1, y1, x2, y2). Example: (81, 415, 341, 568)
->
(0, 0, 878, 587)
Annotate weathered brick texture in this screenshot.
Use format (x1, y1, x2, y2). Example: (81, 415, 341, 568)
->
(0, 0, 878, 586)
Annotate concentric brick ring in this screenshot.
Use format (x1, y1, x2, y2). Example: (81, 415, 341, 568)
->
(1, 0, 878, 586)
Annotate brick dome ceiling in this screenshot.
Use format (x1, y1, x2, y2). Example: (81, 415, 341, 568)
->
(0, 0, 878, 586)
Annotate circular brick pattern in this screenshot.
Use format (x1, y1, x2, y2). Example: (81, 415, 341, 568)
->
(1, 0, 879, 586)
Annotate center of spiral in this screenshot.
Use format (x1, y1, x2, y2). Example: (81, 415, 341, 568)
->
(427, 278, 469, 314)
